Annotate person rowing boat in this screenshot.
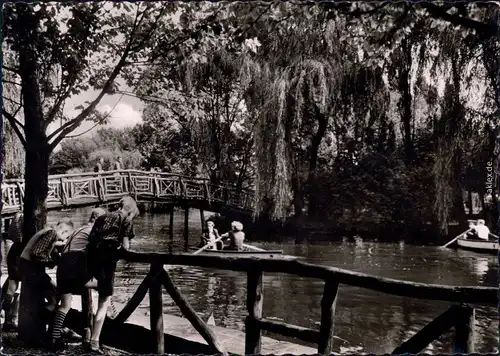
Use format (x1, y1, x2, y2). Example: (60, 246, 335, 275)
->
(220, 221, 245, 251)
(201, 221, 221, 250)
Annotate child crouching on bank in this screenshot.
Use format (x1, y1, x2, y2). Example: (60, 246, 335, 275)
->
(19, 220, 74, 339)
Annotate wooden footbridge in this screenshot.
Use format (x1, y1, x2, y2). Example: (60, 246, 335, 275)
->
(1, 169, 254, 218)
(58, 250, 496, 355)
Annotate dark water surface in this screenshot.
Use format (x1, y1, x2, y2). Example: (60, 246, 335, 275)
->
(45, 208, 498, 354)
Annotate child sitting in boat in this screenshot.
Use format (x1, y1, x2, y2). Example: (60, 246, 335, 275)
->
(202, 221, 220, 250)
(221, 221, 245, 251)
(474, 219, 490, 240)
(465, 220, 478, 239)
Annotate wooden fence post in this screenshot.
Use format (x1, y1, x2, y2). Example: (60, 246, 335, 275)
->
(318, 280, 340, 354)
(16, 182, 24, 206)
(453, 305, 475, 354)
(149, 264, 165, 355)
(245, 269, 263, 355)
(97, 175, 105, 202)
(60, 178, 68, 206)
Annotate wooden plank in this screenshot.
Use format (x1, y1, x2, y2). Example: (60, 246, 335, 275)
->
(257, 318, 319, 343)
(392, 305, 458, 354)
(318, 280, 339, 354)
(453, 305, 475, 354)
(149, 267, 165, 355)
(159, 268, 227, 355)
(245, 269, 263, 355)
(122, 251, 497, 305)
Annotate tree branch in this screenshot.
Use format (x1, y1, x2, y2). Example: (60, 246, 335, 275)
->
(47, 9, 144, 150)
(2, 65, 21, 76)
(2, 79, 22, 86)
(44, 5, 104, 129)
(419, 3, 492, 35)
(64, 94, 125, 139)
(3, 109, 27, 147)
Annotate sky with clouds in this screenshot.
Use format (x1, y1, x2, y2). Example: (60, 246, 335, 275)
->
(47, 84, 144, 150)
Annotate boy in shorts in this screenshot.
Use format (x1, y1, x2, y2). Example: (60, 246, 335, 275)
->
(86, 197, 139, 354)
(50, 208, 107, 350)
(19, 221, 74, 324)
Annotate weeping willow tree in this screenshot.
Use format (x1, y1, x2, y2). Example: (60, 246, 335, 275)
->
(252, 68, 291, 220)
(428, 25, 490, 233)
(245, 11, 347, 221)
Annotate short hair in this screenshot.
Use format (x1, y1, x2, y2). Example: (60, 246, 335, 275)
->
(231, 221, 244, 231)
(119, 196, 139, 217)
(89, 208, 107, 222)
(58, 219, 74, 229)
(477, 219, 485, 225)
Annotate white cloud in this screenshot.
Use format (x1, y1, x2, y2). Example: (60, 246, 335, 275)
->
(98, 102, 143, 128)
(49, 100, 143, 152)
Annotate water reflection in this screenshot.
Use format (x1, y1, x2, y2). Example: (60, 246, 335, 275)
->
(41, 207, 498, 354)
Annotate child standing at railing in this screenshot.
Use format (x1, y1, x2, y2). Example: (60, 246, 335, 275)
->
(85, 196, 139, 354)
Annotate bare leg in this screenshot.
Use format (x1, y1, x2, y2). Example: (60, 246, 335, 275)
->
(90, 295, 111, 352)
(45, 279, 59, 312)
(51, 294, 72, 346)
(3, 280, 19, 329)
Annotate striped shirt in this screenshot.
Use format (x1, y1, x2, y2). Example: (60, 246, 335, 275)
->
(88, 211, 135, 248)
(7, 214, 23, 243)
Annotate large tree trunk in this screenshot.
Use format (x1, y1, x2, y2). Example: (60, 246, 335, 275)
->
(17, 5, 52, 345)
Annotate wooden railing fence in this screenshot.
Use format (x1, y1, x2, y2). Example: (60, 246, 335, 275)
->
(78, 251, 497, 355)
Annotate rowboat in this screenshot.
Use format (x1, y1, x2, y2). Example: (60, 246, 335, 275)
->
(189, 247, 288, 259)
(456, 237, 498, 254)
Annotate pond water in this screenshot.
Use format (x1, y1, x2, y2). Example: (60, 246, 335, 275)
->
(9, 207, 499, 354)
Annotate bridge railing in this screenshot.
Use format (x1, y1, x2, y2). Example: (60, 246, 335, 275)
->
(89, 251, 496, 355)
(1, 170, 255, 214)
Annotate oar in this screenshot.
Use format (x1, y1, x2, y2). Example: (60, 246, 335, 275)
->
(242, 243, 266, 252)
(441, 229, 472, 248)
(489, 232, 499, 239)
(193, 235, 225, 255)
